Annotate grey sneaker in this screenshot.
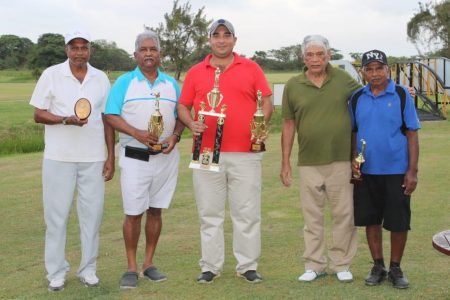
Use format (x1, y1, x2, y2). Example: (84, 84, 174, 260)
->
(237, 270, 263, 283)
(48, 278, 65, 292)
(197, 271, 219, 284)
(143, 266, 167, 282)
(119, 271, 138, 289)
(388, 266, 409, 289)
(79, 273, 100, 287)
(365, 264, 387, 286)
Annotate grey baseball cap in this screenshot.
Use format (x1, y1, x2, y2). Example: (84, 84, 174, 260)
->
(209, 19, 235, 37)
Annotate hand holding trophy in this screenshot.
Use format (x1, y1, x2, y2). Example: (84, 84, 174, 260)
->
(148, 91, 166, 154)
(350, 139, 366, 184)
(250, 90, 268, 152)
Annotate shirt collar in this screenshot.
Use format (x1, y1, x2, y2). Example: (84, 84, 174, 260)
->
(203, 52, 243, 70)
(298, 63, 334, 85)
(62, 59, 96, 79)
(134, 67, 166, 85)
(363, 78, 395, 97)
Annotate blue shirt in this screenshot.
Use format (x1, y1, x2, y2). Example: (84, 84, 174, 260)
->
(349, 79, 420, 174)
(105, 67, 180, 148)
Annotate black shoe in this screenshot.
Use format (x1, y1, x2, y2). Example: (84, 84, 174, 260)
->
(237, 270, 262, 283)
(388, 266, 409, 289)
(365, 264, 387, 286)
(197, 271, 219, 284)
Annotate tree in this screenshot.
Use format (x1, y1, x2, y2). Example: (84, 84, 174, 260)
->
(330, 48, 344, 60)
(407, 0, 450, 57)
(27, 33, 66, 69)
(150, 0, 211, 80)
(0, 35, 33, 69)
(90, 39, 134, 71)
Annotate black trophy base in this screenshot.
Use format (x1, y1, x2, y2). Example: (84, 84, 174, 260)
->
(350, 176, 363, 185)
(251, 142, 266, 153)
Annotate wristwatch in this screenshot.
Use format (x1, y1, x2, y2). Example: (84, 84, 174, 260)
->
(62, 117, 68, 125)
(173, 132, 181, 142)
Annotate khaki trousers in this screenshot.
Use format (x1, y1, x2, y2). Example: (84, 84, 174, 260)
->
(193, 152, 263, 274)
(299, 161, 357, 273)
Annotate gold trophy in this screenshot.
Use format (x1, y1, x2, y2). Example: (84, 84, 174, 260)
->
(250, 90, 268, 152)
(189, 68, 227, 172)
(205, 68, 224, 115)
(74, 98, 91, 120)
(148, 91, 165, 153)
(350, 139, 366, 184)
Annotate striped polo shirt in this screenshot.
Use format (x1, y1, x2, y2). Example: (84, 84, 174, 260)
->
(105, 67, 180, 148)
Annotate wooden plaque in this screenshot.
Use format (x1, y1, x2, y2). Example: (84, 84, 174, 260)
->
(74, 98, 91, 120)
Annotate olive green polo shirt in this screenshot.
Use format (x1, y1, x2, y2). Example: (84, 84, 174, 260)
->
(282, 64, 361, 166)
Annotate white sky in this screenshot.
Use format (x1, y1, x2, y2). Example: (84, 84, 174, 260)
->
(0, 0, 421, 60)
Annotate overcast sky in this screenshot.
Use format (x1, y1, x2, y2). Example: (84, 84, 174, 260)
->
(1, 0, 421, 60)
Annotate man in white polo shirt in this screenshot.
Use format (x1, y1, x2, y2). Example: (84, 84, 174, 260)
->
(105, 30, 184, 289)
(30, 28, 115, 291)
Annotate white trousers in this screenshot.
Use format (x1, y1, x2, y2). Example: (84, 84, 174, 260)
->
(193, 152, 263, 274)
(42, 159, 104, 281)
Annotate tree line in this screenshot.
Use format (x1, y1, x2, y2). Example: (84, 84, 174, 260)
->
(0, 33, 135, 74)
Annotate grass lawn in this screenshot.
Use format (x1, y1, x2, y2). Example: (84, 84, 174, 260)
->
(1, 122, 449, 299)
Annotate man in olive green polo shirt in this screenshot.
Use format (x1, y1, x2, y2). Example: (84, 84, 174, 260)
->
(280, 34, 361, 283)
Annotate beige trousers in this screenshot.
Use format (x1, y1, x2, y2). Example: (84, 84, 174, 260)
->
(299, 161, 357, 273)
(193, 152, 263, 274)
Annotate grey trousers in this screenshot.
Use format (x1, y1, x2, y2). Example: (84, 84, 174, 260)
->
(42, 159, 104, 281)
(193, 152, 263, 274)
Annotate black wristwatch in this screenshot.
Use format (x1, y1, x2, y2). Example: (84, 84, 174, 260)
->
(62, 117, 68, 125)
(173, 132, 181, 142)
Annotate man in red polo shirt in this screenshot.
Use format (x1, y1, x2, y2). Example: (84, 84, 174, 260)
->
(178, 19, 273, 284)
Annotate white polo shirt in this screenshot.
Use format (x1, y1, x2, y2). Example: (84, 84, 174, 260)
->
(104, 67, 180, 149)
(30, 59, 110, 162)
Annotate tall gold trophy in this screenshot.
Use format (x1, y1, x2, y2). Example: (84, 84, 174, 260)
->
(189, 68, 227, 172)
(350, 139, 366, 184)
(148, 91, 165, 153)
(250, 90, 268, 152)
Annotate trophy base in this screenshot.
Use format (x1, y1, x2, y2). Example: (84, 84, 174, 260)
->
(251, 142, 266, 153)
(149, 143, 168, 154)
(350, 176, 363, 185)
(189, 161, 220, 172)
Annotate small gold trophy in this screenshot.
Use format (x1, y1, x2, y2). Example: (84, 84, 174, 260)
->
(250, 90, 268, 152)
(189, 68, 226, 172)
(148, 91, 165, 153)
(350, 139, 366, 184)
(74, 98, 91, 120)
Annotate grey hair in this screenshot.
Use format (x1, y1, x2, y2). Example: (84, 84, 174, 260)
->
(301, 34, 330, 55)
(135, 30, 160, 52)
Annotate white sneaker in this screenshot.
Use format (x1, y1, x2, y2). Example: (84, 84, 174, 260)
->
(80, 273, 100, 287)
(298, 270, 327, 282)
(48, 278, 65, 291)
(336, 270, 353, 282)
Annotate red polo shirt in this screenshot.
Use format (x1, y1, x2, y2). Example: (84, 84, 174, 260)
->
(179, 53, 272, 152)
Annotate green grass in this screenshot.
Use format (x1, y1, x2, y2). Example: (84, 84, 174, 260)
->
(0, 71, 295, 156)
(1, 123, 450, 299)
